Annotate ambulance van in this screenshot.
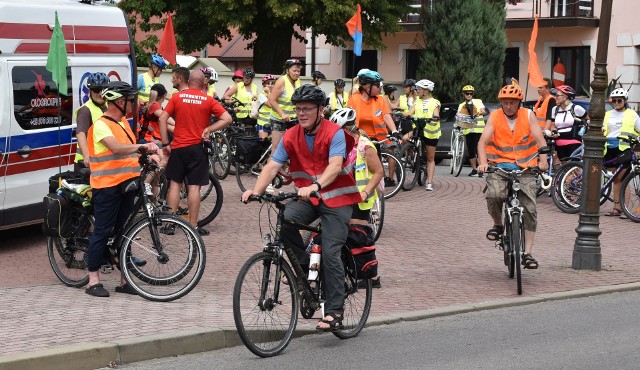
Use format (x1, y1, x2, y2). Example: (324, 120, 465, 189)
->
(0, 0, 136, 229)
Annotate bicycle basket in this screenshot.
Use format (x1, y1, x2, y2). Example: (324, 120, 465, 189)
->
(234, 136, 268, 164)
(455, 113, 476, 129)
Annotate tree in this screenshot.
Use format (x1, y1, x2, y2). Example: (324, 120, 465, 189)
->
(417, 0, 507, 103)
(118, 0, 414, 72)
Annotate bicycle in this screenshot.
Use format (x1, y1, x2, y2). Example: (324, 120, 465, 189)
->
(449, 124, 466, 177)
(398, 117, 426, 191)
(233, 192, 372, 357)
(370, 136, 404, 199)
(235, 136, 294, 193)
(205, 130, 231, 180)
(47, 152, 206, 302)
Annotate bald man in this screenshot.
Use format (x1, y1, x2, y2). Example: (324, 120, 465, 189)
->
(159, 70, 232, 235)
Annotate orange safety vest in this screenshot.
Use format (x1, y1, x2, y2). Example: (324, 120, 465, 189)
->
(533, 94, 552, 129)
(283, 120, 361, 208)
(486, 108, 539, 168)
(87, 116, 140, 189)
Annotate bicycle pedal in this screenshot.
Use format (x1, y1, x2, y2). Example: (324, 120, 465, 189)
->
(100, 265, 114, 274)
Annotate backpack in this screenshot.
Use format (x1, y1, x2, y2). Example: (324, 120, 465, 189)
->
(234, 136, 267, 164)
(344, 224, 378, 280)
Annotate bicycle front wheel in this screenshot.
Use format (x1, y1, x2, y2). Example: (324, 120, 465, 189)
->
(381, 151, 404, 199)
(510, 215, 523, 295)
(620, 170, 640, 222)
(197, 174, 224, 227)
(398, 142, 420, 191)
(333, 270, 372, 339)
(452, 133, 466, 177)
(236, 161, 263, 193)
(233, 252, 299, 358)
(120, 214, 206, 302)
(557, 162, 583, 213)
(369, 193, 385, 242)
(210, 132, 230, 180)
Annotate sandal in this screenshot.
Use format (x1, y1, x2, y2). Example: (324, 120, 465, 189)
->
(486, 225, 504, 241)
(115, 283, 138, 295)
(316, 312, 344, 332)
(522, 253, 539, 269)
(605, 208, 623, 217)
(85, 283, 110, 297)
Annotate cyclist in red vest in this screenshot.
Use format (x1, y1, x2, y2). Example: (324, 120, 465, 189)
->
(242, 85, 361, 332)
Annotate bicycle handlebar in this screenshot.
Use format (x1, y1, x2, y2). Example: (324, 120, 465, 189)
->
(485, 166, 540, 176)
(245, 191, 320, 204)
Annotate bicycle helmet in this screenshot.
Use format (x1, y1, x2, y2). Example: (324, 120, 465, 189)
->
(87, 72, 110, 89)
(497, 84, 523, 100)
(291, 84, 326, 105)
(415, 79, 434, 91)
(462, 85, 475, 92)
(284, 58, 303, 69)
(101, 81, 137, 101)
(243, 68, 255, 78)
(329, 108, 357, 128)
(261, 74, 276, 84)
(610, 88, 628, 99)
(358, 70, 383, 85)
(150, 54, 168, 69)
(311, 71, 326, 80)
(383, 84, 397, 94)
(200, 67, 218, 82)
(401, 79, 416, 87)
(554, 85, 576, 100)
(334, 78, 346, 88)
(356, 68, 371, 77)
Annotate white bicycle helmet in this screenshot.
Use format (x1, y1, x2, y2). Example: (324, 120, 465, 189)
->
(416, 79, 434, 91)
(610, 88, 628, 99)
(329, 108, 357, 128)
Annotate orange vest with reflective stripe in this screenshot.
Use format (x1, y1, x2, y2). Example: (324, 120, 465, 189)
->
(486, 108, 539, 168)
(533, 95, 552, 129)
(87, 116, 140, 189)
(283, 120, 361, 208)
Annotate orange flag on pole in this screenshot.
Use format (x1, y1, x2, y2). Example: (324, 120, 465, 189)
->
(527, 16, 545, 88)
(158, 14, 177, 65)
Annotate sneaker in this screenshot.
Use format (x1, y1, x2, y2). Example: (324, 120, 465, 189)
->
(196, 227, 210, 236)
(384, 177, 396, 187)
(131, 256, 147, 267)
(425, 183, 433, 191)
(161, 223, 176, 235)
(468, 170, 478, 177)
(478, 172, 483, 178)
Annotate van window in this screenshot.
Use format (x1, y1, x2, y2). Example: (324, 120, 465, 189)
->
(12, 66, 72, 130)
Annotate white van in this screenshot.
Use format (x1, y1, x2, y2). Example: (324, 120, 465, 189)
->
(0, 0, 136, 229)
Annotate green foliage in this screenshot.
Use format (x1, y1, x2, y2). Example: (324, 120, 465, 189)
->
(118, 0, 414, 72)
(418, 0, 506, 103)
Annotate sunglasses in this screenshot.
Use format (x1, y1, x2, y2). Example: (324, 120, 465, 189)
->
(90, 88, 102, 93)
(611, 98, 625, 104)
(464, 92, 473, 96)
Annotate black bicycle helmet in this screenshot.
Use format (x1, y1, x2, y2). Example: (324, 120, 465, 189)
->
(284, 58, 303, 69)
(291, 84, 326, 105)
(101, 81, 137, 101)
(401, 79, 416, 87)
(312, 71, 326, 80)
(243, 68, 255, 78)
(87, 72, 110, 89)
(383, 84, 398, 94)
(334, 79, 346, 88)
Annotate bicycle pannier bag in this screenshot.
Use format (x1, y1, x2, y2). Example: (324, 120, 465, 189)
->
(42, 192, 76, 238)
(48, 171, 89, 193)
(344, 224, 378, 279)
(235, 136, 266, 164)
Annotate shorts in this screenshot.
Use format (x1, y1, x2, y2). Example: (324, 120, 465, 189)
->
(603, 146, 631, 169)
(399, 117, 413, 135)
(256, 123, 272, 133)
(270, 118, 298, 132)
(165, 143, 209, 186)
(351, 204, 371, 221)
(465, 133, 481, 159)
(556, 142, 582, 161)
(423, 138, 439, 147)
(485, 172, 537, 232)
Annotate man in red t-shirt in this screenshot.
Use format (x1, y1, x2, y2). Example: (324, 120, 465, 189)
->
(159, 70, 232, 235)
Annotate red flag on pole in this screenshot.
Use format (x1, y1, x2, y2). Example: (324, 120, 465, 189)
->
(158, 14, 177, 65)
(527, 16, 545, 88)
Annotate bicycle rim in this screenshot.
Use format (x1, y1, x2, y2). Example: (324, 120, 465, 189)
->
(48, 236, 89, 287)
(369, 194, 384, 242)
(452, 134, 465, 177)
(333, 273, 372, 339)
(197, 174, 224, 227)
(399, 143, 419, 191)
(621, 171, 640, 222)
(211, 133, 230, 180)
(233, 252, 298, 358)
(121, 214, 205, 302)
(559, 163, 583, 213)
(381, 152, 404, 199)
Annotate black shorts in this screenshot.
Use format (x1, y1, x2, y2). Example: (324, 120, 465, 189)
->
(351, 204, 370, 221)
(270, 118, 298, 132)
(465, 133, 481, 159)
(423, 138, 439, 147)
(556, 142, 582, 161)
(166, 144, 209, 186)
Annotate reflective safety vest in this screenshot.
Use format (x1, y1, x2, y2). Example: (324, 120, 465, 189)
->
(414, 97, 441, 139)
(206, 84, 216, 98)
(458, 99, 486, 135)
(486, 108, 539, 168)
(270, 76, 301, 121)
(354, 136, 378, 210)
(329, 91, 349, 111)
(234, 82, 258, 118)
(604, 109, 640, 152)
(257, 92, 272, 127)
(87, 116, 140, 189)
(74, 99, 106, 162)
(398, 94, 414, 113)
(138, 73, 159, 103)
(283, 120, 361, 208)
(533, 94, 552, 129)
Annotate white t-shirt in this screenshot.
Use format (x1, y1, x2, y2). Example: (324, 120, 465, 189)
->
(606, 109, 640, 138)
(551, 103, 586, 132)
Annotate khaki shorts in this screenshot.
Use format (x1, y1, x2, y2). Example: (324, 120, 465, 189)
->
(485, 171, 537, 232)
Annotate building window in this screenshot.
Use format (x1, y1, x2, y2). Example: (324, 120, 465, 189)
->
(504, 47, 520, 85)
(552, 47, 590, 95)
(345, 50, 378, 79)
(405, 49, 421, 80)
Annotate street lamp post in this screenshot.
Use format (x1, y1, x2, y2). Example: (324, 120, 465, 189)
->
(572, 0, 613, 270)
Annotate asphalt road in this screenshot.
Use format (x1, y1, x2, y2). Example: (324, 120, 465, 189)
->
(114, 290, 640, 370)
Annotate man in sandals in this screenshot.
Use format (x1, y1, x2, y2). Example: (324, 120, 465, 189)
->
(477, 84, 548, 269)
(242, 85, 361, 331)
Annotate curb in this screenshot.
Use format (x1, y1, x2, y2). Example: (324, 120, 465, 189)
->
(3, 282, 640, 370)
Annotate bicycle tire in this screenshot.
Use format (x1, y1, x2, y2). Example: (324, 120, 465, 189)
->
(236, 161, 262, 193)
(333, 267, 372, 339)
(381, 151, 404, 199)
(449, 130, 456, 174)
(120, 214, 205, 302)
(197, 174, 224, 227)
(210, 132, 230, 180)
(620, 170, 640, 222)
(452, 133, 465, 177)
(512, 216, 523, 295)
(369, 193, 385, 242)
(47, 209, 93, 287)
(233, 251, 298, 358)
(551, 162, 581, 213)
(399, 142, 420, 191)
(557, 162, 584, 213)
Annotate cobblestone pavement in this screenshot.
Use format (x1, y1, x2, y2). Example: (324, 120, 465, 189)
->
(1, 165, 639, 356)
